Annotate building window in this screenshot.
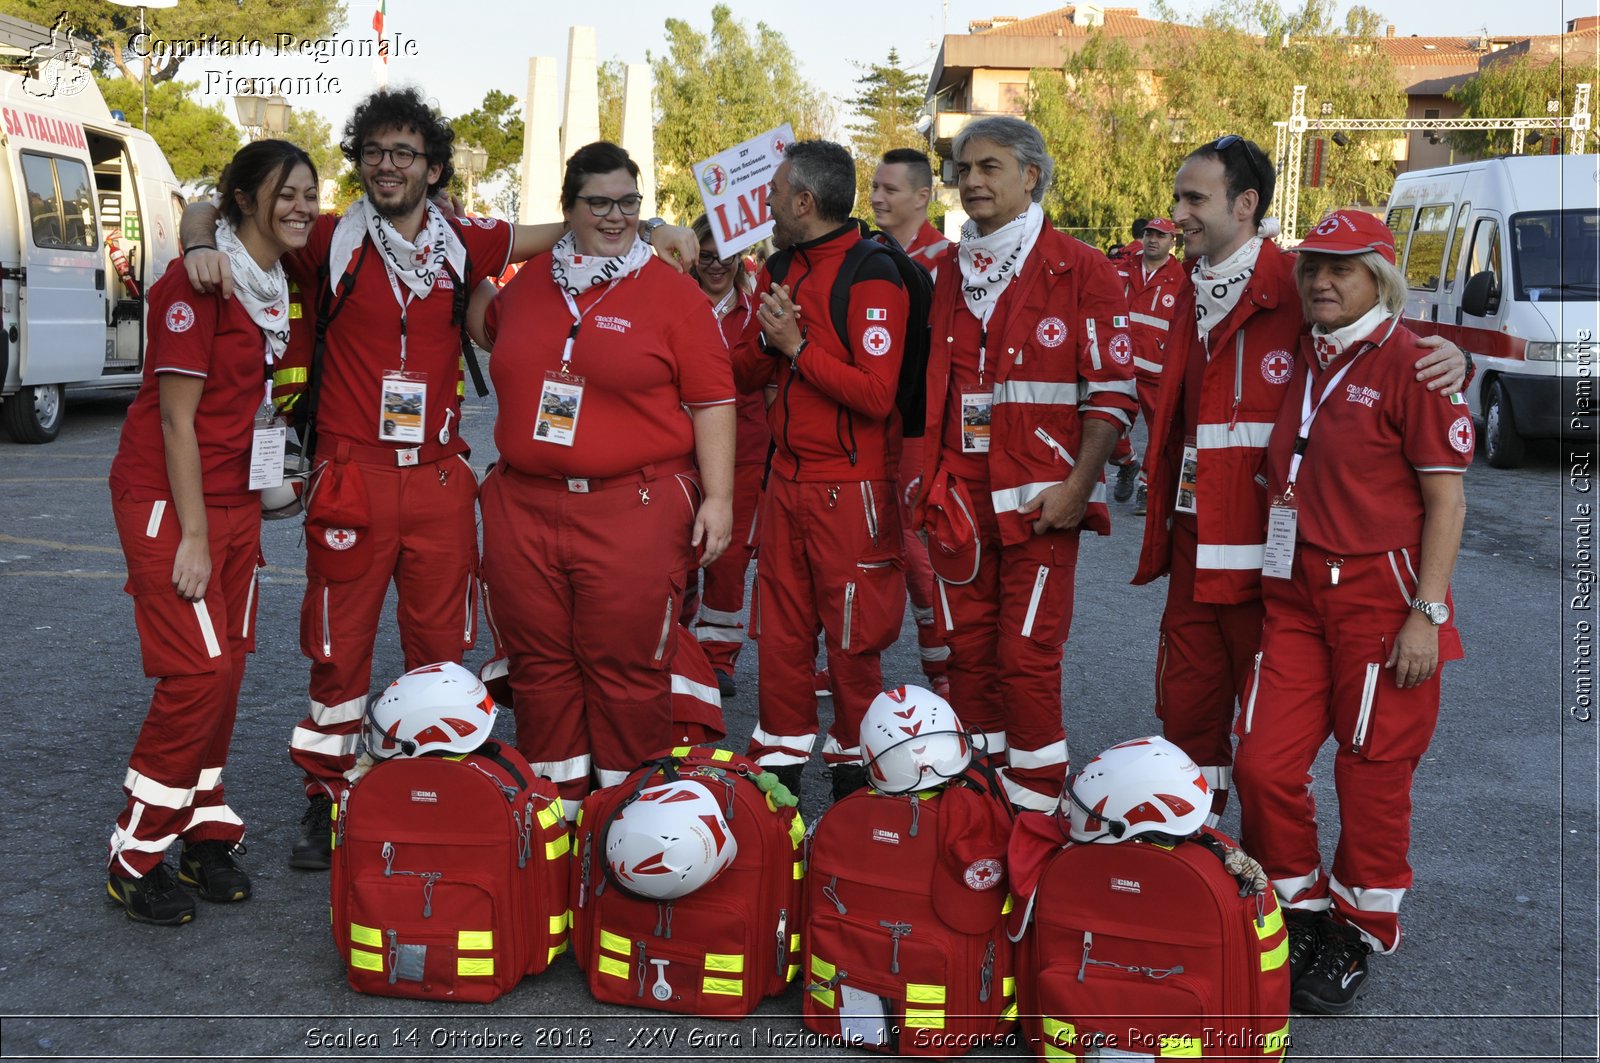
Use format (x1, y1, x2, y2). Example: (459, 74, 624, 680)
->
(1000, 82, 1027, 114)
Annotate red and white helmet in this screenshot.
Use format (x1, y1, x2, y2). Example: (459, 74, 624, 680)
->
(260, 458, 313, 520)
(365, 662, 498, 759)
(1062, 736, 1209, 843)
(606, 779, 737, 900)
(860, 685, 972, 795)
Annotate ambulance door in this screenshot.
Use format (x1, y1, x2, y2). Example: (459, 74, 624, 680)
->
(12, 149, 104, 387)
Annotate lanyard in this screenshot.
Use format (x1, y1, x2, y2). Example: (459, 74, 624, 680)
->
(1286, 353, 1364, 490)
(379, 261, 418, 367)
(708, 289, 747, 353)
(557, 279, 622, 376)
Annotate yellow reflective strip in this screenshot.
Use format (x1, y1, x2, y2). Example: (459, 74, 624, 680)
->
(711, 748, 734, 762)
(789, 933, 800, 952)
(442, 753, 467, 762)
(1260, 936, 1289, 971)
(904, 1009, 945, 1029)
(457, 930, 492, 950)
(792, 860, 804, 880)
(536, 804, 561, 830)
(906, 983, 946, 1004)
(788, 815, 804, 847)
(349, 923, 382, 948)
(1263, 1022, 1290, 1055)
(272, 367, 307, 385)
(1160, 1035, 1201, 1057)
(705, 952, 745, 973)
(1043, 1043, 1072, 1060)
(702, 975, 743, 996)
(597, 953, 629, 979)
(547, 942, 565, 963)
(1001, 1003, 1018, 1021)
(287, 302, 303, 319)
(786, 962, 800, 982)
(349, 947, 383, 972)
(545, 832, 571, 859)
(575, 804, 584, 826)
(1002, 975, 1015, 996)
(810, 955, 836, 980)
(1042, 1017, 1076, 1046)
(670, 746, 691, 757)
(600, 929, 631, 955)
(458, 957, 494, 977)
(548, 913, 567, 935)
(1002, 892, 1015, 914)
(1257, 904, 1285, 938)
(811, 987, 836, 1008)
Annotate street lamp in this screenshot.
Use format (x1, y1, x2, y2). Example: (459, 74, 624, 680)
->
(106, 0, 178, 131)
(234, 93, 291, 140)
(452, 142, 489, 214)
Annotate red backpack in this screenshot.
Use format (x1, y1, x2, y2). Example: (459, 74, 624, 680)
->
(330, 741, 571, 1003)
(570, 745, 804, 1019)
(803, 768, 1018, 1056)
(1008, 815, 1291, 1060)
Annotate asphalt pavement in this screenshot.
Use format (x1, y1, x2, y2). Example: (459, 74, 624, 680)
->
(0, 385, 1594, 1062)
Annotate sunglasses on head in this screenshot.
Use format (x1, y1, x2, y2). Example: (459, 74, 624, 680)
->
(1210, 134, 1267, 196)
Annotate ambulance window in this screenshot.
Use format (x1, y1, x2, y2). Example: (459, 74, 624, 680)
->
(1385, 206, 1414, 269)
(1467, 219, 1500, 282)
(1443, 201, 1470, 291)
(19, 153, 96, 252)
(56, 159, 95, 250)
(1404, 204, 1453, 291)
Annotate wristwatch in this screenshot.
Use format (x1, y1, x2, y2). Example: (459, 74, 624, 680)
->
(1411, 598, 1450, 625)
(638, 217, 667, 245)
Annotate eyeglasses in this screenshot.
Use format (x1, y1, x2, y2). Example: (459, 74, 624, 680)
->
(1210, 134, 1267, 196)
(577, 194, 643, 217)
(360, 144, 421, 169)
(696, 250, 738, 268)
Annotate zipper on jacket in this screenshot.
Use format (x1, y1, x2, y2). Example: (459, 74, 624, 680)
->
(1229, 330, 1245, 430)
(835, 406, 858, 467)
(1353, 662, 1381, 751)
(842, 582, 856, 650)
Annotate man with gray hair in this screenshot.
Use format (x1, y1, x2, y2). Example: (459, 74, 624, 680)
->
(732, 139, 911, 802)
(916, 116, 1137, 810)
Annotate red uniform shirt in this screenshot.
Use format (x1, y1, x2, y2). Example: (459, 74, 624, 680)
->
(1117, 253, 1188, 379)
(715, 291, 771, 467)
(110, 263, 271, 506)
(1265, 322, 1473, 554)
(282, 212, 513, 453)
(485, 256, 734, 478)
(905, 220, 951, 276)
(937, 303, 997, 484)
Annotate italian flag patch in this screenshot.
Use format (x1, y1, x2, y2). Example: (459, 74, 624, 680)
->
(866, 308, 887, 320)
(1112, 315, 1130, 328)
(1450, 392, 1466, 405)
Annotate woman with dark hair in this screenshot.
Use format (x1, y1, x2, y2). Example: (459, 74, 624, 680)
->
(106, 139, 317, 924)
(684, 214, 766, 697)
(474, 142, 735, 810)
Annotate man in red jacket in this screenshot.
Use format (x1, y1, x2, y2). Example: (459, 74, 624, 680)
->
(1111, 216, 1187, 513)
(919, 116, 1137, 811)
(733, 140, 911, 801)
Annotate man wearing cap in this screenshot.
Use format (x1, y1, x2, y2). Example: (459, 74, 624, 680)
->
(1108, 216, 1185, 512)
(919, 115, 1137, 812)
(1132, 137, 1466, 828)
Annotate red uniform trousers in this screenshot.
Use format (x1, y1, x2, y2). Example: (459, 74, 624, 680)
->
(1156, 520, 1266, 799)
(480, 461, 697, 807)
(897, 436, 949, 683)
(110, 495, 261, 877)
(1233, 545, 1459, 954)
(933, 487, 1079, 812)
(748, 476, 905, 768)
(691, 461, 763, 674)
(292, 451, 479, 797)
(1108, 375, 1158, 480)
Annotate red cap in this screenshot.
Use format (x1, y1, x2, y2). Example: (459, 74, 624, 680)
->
(931, 784, 1012, 934)
(304, 462, 373, 582)
(1299, 210, 1396, 264)
(1143, 217, 1178, 235)
(923, 471, 982, 586)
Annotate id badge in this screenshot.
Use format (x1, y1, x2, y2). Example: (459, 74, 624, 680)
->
(961, 391, 992, 453)
(534, 371, 584, 446)
(248, 425, 287, 490)
(838, 985, 890, 1048)
(379, 372, 427, 443)
(1175, 443, 1199, 515)
(1262, 495, 1298, 580)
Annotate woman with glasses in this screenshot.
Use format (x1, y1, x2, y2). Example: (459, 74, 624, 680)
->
(475, 142, 736, 809)
(683, 214, 766, 699)
(1232, 211, 1470, 1015)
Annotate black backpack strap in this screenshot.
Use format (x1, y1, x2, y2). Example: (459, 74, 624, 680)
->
(300, 240, 371, 463)
(473, 740, 530, 794)
(444, 217, 489, 398)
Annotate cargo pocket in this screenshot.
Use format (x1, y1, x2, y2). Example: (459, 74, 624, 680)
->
(300, 580, 334, 662)
(838, 555, 905, 655)
(1353, 630, 1454, 761)
(126, 565, 227, 677)
(649, 574, 684, 671)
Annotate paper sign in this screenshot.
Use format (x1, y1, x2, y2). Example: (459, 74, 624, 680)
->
(695, 123, 794, 260)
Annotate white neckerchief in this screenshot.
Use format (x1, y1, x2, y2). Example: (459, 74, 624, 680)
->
(550, 230, 652, 297)
(214, 218, 289, 363)
(1310, 302, 1393, 369)
(958, 202, 1045, 329)
(1192, 236, 1262, 341)
(327, 196, 466, 300)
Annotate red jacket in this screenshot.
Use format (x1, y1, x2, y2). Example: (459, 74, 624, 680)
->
(1134, 240, 1305, 603)
(922, 226, 1138, 546)
(732, 224, 909, 481)
(1116, 254, 1188, 385)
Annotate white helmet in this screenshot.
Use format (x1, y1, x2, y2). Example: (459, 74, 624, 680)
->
(860, 685, 973, 795)
(366, 662, 498, 759)
(260, 458, 313, 520)
(605, 779, 738, 900)
(1062, 736, 1209, 844)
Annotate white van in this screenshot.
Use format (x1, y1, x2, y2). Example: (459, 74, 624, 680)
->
(1384, 155, 1599, 468)
(0, 63, 184, 442)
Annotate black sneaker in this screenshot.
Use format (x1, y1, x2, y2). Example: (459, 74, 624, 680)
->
(107, 864, 195, 926)
(289, 793, 334, 871)
(768, 764, 804, 800)
(1284, 908, 1329, 987)
(1113, 461, 1139, 503)
(714, 670, 737, 699)
(1291, 920, 1373, 1014)
(180, 840, 252, 902)
(830, 764, 869, 803)
(1132, 483, 1148, 516)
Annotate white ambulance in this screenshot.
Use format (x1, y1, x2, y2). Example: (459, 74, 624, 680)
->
(0, 62, 184, 442)
(1384, 154, 1599, 468)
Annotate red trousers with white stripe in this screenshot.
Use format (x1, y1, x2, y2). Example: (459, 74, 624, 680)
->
(292, 454, 479, 797)
(109, 495, 261, 877)
(897, 436, 949, 682)
(934, 487, 1079, 812)
(481, 462, 697, 807)
(1155, 521, 1266, 792)
(1233, 545, 1460, 954)
(691, 461, 763, 674)
(748, 477, 905, 769)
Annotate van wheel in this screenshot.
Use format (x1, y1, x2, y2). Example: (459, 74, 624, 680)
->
(1483, 379, 1524, 470)
(2, 383, 64, 444)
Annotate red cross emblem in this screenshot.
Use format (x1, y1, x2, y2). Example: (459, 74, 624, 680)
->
(1261, 350, 1294, 384)
(324, 528, 358, 551)
(971, 251, 995, 274)
(862, 325, 892, 357)
(165, 301, 195, 333)
(1109, 333, 1133, 365)
(964, 857, 1003, 891)
(1449, 415, 1474, 454)
(1036, 316, 1067, 348)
